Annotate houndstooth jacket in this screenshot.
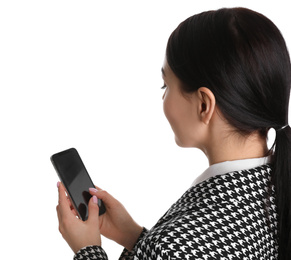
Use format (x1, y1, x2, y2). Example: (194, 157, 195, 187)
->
(74, 164, 278, 259)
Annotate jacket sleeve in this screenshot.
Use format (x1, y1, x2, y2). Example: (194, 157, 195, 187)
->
(74, 245, 108, 260)
(118, 228, 149, 260)
(73, 228, 148, 260)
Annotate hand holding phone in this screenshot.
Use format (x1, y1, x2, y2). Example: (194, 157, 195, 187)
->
(51, 148, 106, 221)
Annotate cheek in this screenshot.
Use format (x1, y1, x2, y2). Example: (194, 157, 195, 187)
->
(163, 94, 190, 146)
(163, 92, 176, 126)
(163, 91, 200, 147)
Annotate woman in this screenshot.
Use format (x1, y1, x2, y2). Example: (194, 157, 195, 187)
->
(57, 7, 291, 259)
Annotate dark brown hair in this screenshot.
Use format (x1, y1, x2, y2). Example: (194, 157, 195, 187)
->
(166, 7, 291, 258)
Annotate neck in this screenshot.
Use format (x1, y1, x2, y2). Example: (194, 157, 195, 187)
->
(203, 131, 269, 166)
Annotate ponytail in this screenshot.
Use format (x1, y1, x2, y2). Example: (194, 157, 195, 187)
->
(273, 125, 291, 259)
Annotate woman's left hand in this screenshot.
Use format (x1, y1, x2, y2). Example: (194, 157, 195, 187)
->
(56, 182, 101, 254)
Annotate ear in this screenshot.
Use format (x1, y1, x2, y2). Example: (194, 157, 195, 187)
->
(197, 87, 216, 125)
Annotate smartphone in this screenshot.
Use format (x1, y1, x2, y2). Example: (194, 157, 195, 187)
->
(51, 148, 106, 220)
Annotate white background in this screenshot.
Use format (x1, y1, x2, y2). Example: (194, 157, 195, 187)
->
(0, 1, 290, 259)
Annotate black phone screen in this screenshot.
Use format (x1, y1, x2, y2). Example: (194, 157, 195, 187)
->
(51, 148, 105, 220)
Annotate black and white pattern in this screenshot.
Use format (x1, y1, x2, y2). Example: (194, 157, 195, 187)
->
(74, 245, 108, 260)
(75, 164, 278, 260)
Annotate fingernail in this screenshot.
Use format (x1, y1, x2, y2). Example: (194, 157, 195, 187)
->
(57, 181, 60, 188)
(89, 187, 98, 193)
(93, 195, 98, 204)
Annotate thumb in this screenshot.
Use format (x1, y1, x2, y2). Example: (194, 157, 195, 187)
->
(87, 195, 99, 225)
(89, 188, 118, 208)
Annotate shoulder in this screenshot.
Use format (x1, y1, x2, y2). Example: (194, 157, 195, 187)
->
(135, 164, 277, 258)
(161, 164, 273, 219)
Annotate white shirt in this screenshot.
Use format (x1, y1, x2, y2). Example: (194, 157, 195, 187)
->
(192, 156, 272, 187)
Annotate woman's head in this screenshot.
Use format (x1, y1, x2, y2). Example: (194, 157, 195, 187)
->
(166, 7, 291, 136)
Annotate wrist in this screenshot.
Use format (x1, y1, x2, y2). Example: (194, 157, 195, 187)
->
(122, 224, 144, 251)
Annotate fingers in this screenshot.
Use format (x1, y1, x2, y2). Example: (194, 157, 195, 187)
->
(87, 195, 100, 225)
(57, 182, 76, 219)
(95, 185, 102, 190)
(58, 182, 69, 210)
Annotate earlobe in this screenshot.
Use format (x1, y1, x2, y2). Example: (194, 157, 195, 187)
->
(197, 87, 216, 125)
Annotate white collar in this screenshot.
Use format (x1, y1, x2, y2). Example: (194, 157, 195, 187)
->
(191, 156, 272, 187)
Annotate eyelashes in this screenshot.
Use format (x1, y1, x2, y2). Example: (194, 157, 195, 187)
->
(161, 84, 167, 89)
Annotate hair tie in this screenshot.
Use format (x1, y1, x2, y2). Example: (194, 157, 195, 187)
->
(276, 124, 289, 132)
